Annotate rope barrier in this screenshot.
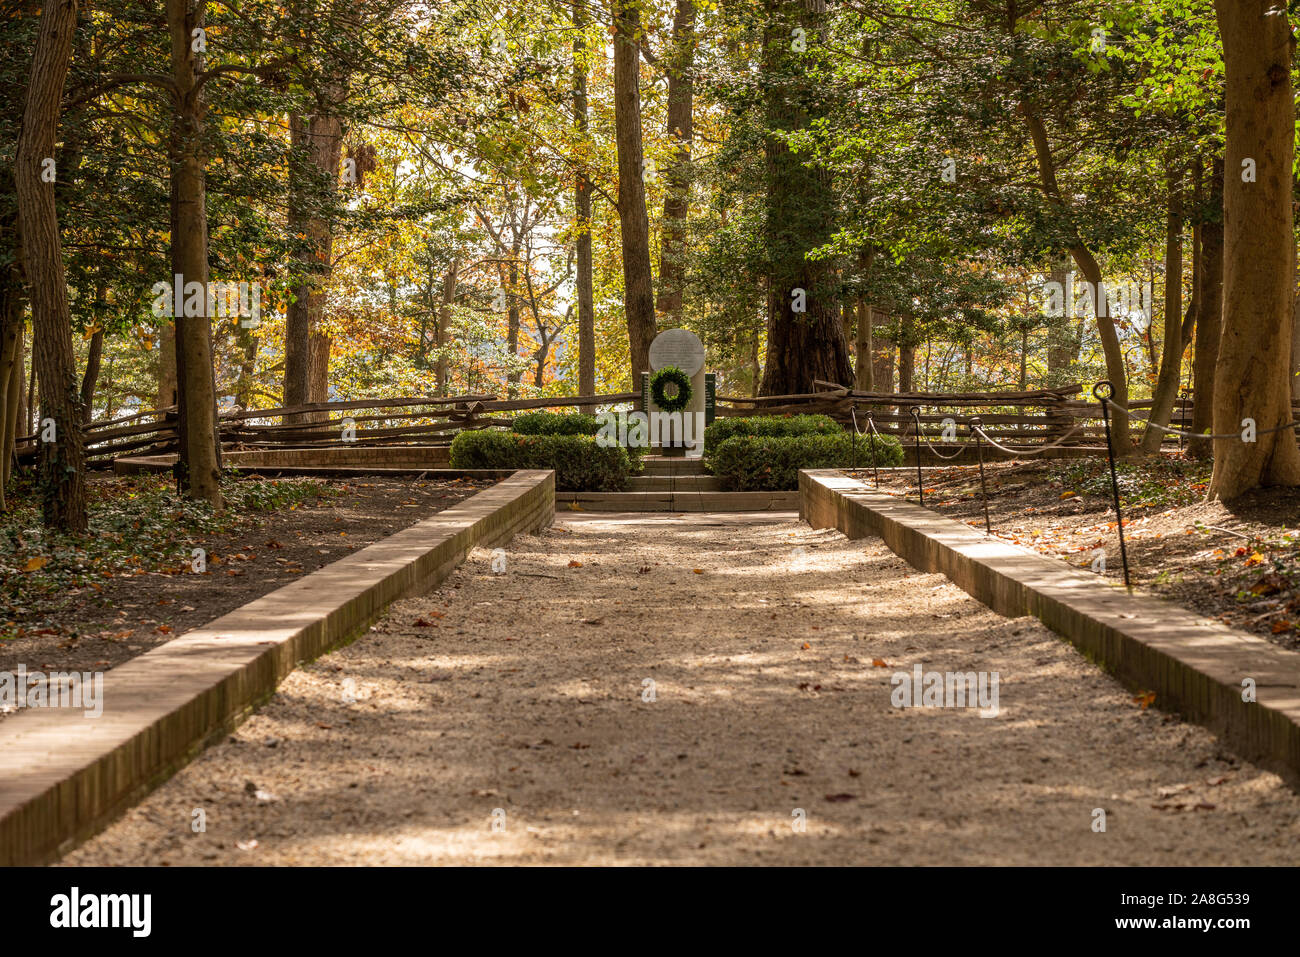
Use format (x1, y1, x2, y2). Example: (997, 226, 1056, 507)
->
(969, 423, 1085, 456)
(1104, 401, 1300, 440)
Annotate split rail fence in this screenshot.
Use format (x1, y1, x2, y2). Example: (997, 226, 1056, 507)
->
(15, 383, 1283, 467)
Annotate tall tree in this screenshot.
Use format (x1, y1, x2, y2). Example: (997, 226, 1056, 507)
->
(655, 0, 696, 325)
(1208, 0, 1300, 498)
(14, 0, 87, 531)
(167, 0, 223, 506)
(612, 0, 656, 385)
(573, 1, 595, 408)
(757, 0, 852, 395)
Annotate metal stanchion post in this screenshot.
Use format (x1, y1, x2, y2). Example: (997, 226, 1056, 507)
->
(971, 416, 991, 535)
(910, 407, 924, 506)
(1093, 381, 1131, 590)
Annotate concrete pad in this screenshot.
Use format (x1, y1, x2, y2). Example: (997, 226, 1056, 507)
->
(800, 469, 1300, 787)
(0, 470, 554, 865)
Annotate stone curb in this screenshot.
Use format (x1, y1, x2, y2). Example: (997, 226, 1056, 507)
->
(557, 490, 799, 512)
(800, 469, 1300, 787)
(0, 470, 554, 865)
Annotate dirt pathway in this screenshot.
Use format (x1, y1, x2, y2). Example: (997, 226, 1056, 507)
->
(67, 513, 1300, 865)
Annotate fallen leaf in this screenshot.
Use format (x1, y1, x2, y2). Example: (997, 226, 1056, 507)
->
(22, 556, 48, 572)
(693, 568, 703, 574)
(871, 658, 889, 668)
(801, 642, 811, 650)
(568, 560, 583, 568)
(1134, 690, 1156, 710)
(824, 793, 856, 803)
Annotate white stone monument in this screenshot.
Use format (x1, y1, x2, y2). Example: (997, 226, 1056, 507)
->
(645, 328, 707, 457)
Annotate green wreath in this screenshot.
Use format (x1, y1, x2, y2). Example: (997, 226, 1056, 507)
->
(650, 366, 693, 413)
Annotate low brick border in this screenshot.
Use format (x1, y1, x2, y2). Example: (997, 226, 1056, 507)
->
(0, 469, 554, 865)
(800, 469, 1300, 787)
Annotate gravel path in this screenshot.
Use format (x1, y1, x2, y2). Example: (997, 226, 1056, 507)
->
(67, 513, 1300, 865)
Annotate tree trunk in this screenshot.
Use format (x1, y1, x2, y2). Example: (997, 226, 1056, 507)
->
(285, 86, 345, 422)
(573, 3, 596, 411)
(757, 0, 852, 394)
(1140, 161, 1186, 454)
(1191, 158, 1225, 459)
(872, 328, 895, 393)
(1208, 0, 1300, 498)
(1044, 261, 1075, 384)
(612, 0, 656, 386)
(168, 0, 222, 506)
(308, 332, 330, 406)
(15, 0, 87, 532)
(1022, 108, 1129, 443)
(855, 302, 874, 391)
(655, 0, 696, 324)
(0, 279, 22, 510)
(506, 259, 521, 397)
(79, 326, 102, 423)
(898, 319, 915, 393)
(157, 322, 177, 409)
(2, 321, 22, 498)
(436, 258, 457, 397)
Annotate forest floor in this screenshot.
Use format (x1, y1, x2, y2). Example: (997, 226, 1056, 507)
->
(67, 513, 1300, 866)
(853, 453, 1300, 650)
(0, 473, 494, 683)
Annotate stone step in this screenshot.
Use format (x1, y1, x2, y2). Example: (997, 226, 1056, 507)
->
(638, 455, 708, 476)
(556, 490, 798, 512)
(628, 475, 721, 492)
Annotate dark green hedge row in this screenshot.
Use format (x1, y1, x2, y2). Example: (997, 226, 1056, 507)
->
(708, 433, 904, 491)
(449, 430, 637, 491)
(510, 411, 600, 435)
(703, 413, 842, 450)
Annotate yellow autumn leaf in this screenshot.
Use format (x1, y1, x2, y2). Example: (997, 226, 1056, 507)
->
(23, 556, 49, 572)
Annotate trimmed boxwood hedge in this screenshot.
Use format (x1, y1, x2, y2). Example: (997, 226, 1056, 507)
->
(703, 413, 842, 450)
(708, 432, 904, 491)
(450, 429, 637, 491)
(510, 410, 600, 436)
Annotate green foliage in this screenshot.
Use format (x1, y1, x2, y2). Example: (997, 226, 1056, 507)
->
(649, 366, 693, 413)
(0, 475, 333, 639)
(704, 413, 842, 451)
(709, 433, 904, 491)
(510, 411, 600, 436)
(449, 430, 636, 491)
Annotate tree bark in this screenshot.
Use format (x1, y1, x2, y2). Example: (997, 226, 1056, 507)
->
(1191, 158, 1225, 459)
(573, 3, 596, 410)
(1208, 0, 1300, 498)
(308, 331, 330, 406)
(1022, 107, 1130, 444)
(613, 0, 657, 386)
(436, 258, 457, 397)
(285, 85, 345, 422)
(1140, 161, 1186, 454)
(80, 327, 103, 423)
(2, 321, 22, 499)
(15, 0, 87, 532)
(897, 315, 915, 393)
(757, 0, 852, 394)
(855, 302, 874, 391)
(655, 0, 696, 324)
(168, 0, 223, 506)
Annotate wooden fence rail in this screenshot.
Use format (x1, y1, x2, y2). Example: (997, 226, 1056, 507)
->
(13, 386, 1295, 466)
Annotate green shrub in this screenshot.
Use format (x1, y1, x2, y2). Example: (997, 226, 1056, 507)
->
(704, 413, 842, 450)
(450, 429, 636, 491)
(708, 432, 904, 491)
(510, 410, 600, 436)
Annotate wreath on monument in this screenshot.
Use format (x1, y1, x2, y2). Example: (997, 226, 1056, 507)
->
(650, 366, 693, 414)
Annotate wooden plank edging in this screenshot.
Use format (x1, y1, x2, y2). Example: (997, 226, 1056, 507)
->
(0, 470, 554, 866)
(799, 469, 1300, 788)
